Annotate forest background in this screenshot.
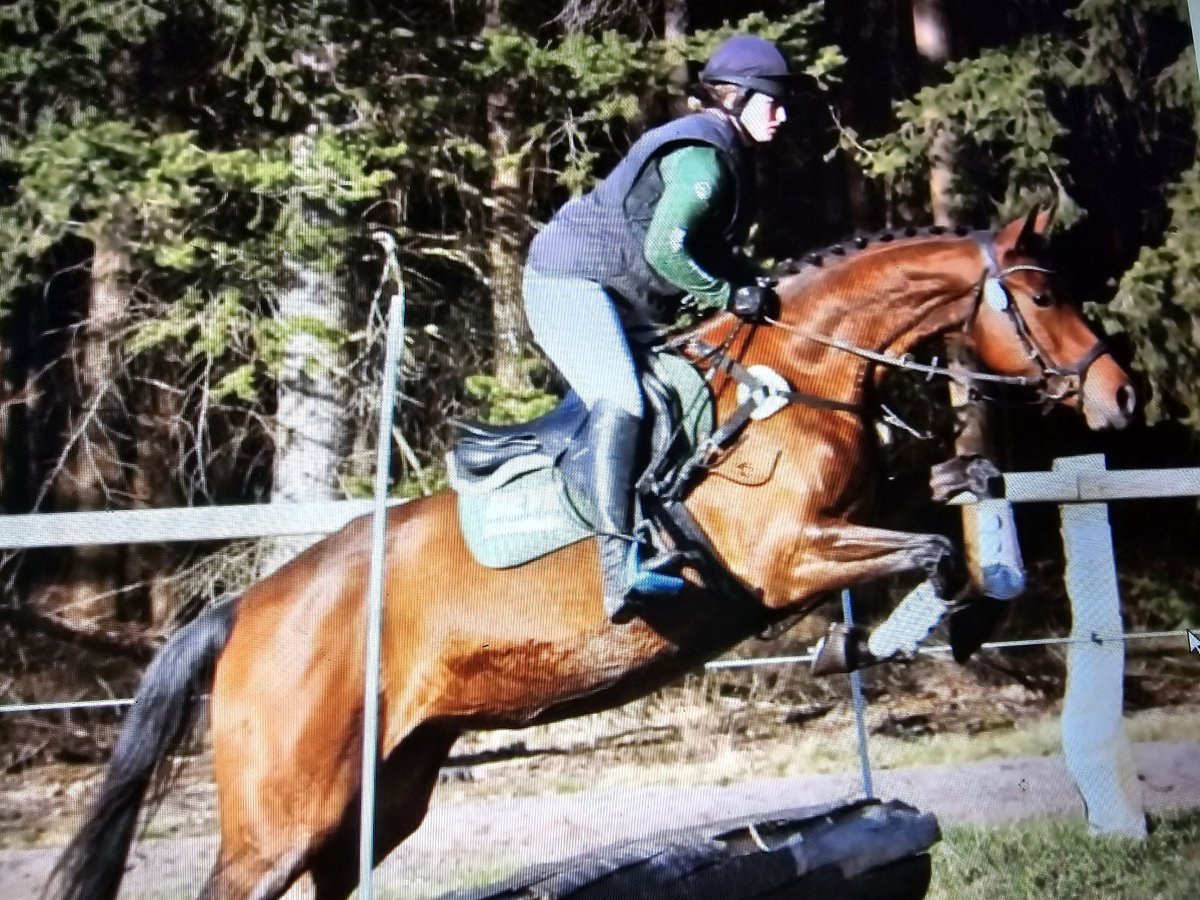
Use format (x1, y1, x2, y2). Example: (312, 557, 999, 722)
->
(0, 0, 1198, 763)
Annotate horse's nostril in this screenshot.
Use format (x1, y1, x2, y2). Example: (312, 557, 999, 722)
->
(1117, 384, 1136, 416)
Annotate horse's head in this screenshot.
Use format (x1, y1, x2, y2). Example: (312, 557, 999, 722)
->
(969, 209, 1136, 430)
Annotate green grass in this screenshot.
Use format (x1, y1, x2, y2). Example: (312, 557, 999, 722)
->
(929, 809, 1200, 899)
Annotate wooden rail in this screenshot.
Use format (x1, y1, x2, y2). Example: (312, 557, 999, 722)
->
(949, 466, 1200, 504)
(0, 499, 406, 548)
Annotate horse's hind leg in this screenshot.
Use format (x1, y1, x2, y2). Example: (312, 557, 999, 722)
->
(197, 847, 306, 900)
(200, 723, 453, 900)
(308, 723, 459, 900)
(206, 620, 370, 898)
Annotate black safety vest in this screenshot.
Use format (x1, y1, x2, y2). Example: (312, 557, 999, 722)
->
(526, 112, 755, 315)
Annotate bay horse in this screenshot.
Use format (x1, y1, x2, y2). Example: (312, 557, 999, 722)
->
(47, 210, 1135, 900)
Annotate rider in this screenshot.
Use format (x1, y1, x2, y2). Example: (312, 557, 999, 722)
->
(523, 34, 795, 622)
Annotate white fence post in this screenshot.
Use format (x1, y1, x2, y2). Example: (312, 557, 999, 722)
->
(1054, 454, 1147, 837)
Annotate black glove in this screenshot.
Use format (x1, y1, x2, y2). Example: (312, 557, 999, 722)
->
(727, 280, 779, 321)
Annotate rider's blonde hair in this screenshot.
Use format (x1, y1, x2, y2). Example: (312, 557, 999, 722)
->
(686, 82, 742, 113)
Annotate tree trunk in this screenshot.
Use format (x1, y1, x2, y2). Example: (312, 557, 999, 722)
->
(45, 231, 132, 625)
(911, 0, 973, 444)
(915, 1, 993, 591)
(829, 0, 918, 229)
(485, 0, 531, 393)
(125, 372, 184, 627)
(260, 132, 352, 576)
(664, 0, 690, 117)
(912, 0, 955, 225)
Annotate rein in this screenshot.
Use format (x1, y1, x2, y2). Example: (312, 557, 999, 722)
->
(762, 240, 1110, 407)
(763, 316, 1040, 390)
(652, 233, 1112, 497)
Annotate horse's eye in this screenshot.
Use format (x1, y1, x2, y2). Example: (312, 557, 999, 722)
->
(1032, 293, 1053, 308)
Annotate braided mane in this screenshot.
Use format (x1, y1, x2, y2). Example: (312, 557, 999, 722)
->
(771, 223, 985, 279)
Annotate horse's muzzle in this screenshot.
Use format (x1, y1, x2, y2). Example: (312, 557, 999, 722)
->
(1081, 359, 1137, 430)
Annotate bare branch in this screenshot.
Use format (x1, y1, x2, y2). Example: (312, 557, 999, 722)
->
(0, 605, 159, 663)
(553, 0, 657, 37)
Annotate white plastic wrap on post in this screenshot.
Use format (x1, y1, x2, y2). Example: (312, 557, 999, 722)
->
(1055, 455, 1147, 838)
(1190, 0, 1200, 95)
(971, 498, 1026, 600)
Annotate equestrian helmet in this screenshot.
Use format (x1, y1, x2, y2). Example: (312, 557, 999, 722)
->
(700, 35, 796, 101)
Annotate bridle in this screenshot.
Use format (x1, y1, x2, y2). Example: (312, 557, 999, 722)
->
(969, 236, 1110, 409)
(753, 236, 1111, 412)
(659, 233, 1115, 491)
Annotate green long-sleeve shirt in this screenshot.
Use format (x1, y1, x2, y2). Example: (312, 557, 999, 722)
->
(642, 145, 735, 311)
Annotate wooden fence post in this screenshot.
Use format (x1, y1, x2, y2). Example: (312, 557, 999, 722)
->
(947, 336, 1024, 598)
(1054, 454, 1147, 837)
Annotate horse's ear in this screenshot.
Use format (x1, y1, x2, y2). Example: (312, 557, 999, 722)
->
(998, 204, 1055, 255)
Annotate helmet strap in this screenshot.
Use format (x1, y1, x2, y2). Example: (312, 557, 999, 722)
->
(729, 87, 754, 118)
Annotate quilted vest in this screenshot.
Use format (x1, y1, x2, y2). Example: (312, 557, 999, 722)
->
(526, 112, 755, 315)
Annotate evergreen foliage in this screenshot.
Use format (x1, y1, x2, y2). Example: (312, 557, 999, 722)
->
(0, 0, 1197, 722)
(859, 0, 1200, 427)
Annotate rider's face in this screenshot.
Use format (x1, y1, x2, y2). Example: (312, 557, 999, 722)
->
(739, 92, 787, 143)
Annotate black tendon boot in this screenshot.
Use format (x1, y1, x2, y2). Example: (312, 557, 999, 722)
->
(588, 400, 642, 623)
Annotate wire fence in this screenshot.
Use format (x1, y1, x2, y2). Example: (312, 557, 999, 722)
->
(702, 627, 1192, 670)
(2, 626, 1188, 713)
(2, 454, 1197, 849)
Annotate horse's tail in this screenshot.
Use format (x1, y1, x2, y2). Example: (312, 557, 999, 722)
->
(44, 596, 241, 900)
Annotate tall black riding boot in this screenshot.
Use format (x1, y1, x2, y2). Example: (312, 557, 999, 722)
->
(587, 400, 642, 623)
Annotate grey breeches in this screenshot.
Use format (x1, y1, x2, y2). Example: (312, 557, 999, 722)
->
(523, 268, 644, 419)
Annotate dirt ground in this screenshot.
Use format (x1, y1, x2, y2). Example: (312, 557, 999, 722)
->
(3, 741, 1198, 899)
(2, 656, 1199, 899)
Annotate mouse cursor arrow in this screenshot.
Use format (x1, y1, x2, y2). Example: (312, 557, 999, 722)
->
(1189, 630, 1200, 655)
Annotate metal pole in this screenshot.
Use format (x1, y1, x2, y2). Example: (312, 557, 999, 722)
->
(358, 233, 407, 896)
(841, 589, 875, 798)
(1189, 1, 1200, 85)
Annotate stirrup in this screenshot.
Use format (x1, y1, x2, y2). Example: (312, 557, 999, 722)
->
(625, 541, 685, 596)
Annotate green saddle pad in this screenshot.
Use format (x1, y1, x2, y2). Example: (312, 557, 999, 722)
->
(451, 352, 712, 569)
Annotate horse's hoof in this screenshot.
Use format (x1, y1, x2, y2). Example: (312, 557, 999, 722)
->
(811, 622, 876, 676)
(949, 599, 1007, 663)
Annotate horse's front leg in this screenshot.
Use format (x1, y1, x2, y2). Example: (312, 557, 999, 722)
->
(761, 522, 963, 676)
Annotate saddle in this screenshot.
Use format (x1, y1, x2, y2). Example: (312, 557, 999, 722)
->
(448, 352, 713, 569)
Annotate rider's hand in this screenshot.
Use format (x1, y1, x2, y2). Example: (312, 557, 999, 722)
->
(727, 280, 779, 321)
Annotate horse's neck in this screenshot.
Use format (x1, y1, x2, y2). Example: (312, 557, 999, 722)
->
(780, 247, 980, 392)
(683, 241, 982, 417)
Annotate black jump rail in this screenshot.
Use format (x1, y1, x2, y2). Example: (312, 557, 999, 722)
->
(438, 798, 941, 900)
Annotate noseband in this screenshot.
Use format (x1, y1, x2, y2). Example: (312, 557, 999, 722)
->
(971, 238, 1109, 410)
